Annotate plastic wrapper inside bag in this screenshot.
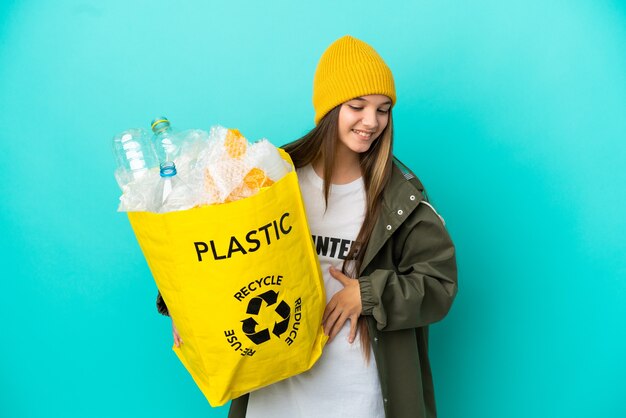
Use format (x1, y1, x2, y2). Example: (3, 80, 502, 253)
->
(116, 126, 291, 212)
(191, 126, 291, 205)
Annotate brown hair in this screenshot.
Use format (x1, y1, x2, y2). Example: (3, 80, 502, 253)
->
(282, 104, 394, 361)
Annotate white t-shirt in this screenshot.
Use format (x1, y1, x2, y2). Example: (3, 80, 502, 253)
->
(246, 164, 384, 418)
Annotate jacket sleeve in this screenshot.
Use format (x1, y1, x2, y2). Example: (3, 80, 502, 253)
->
(358, 203, 457, 331)
(156, 290, 170, 316)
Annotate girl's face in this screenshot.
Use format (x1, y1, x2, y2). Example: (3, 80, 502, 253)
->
(337, 94, 392, 156)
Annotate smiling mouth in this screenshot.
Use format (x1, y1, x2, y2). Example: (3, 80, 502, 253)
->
(352, 129, 374, 139)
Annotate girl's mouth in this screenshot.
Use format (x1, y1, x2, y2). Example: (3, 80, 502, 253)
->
(352, 129, 373, 139)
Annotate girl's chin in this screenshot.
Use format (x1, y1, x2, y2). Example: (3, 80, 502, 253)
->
(347, 143, 373, 154)
(337, 136, 375, 155)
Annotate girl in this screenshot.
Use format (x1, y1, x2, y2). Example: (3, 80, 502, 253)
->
(159, 35, 457, 418)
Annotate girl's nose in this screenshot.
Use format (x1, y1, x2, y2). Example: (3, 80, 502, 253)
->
(361, 109, 379, 129)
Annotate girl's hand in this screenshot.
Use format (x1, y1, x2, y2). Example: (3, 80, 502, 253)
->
(322, 266, 362, 343)
(172, 320, 183, 347)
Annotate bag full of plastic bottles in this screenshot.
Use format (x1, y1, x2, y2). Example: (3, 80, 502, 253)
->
(113, 117, 327, 406)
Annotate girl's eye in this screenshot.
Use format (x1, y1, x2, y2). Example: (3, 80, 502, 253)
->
(347, 105, 390, 114)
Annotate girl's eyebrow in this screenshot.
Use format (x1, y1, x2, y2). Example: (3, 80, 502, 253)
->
(353, 97, 393, 106)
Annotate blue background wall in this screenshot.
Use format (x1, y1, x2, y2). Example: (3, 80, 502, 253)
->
(1, 1, 625, 417)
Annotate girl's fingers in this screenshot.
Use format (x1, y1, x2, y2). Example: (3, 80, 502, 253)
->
(348, 315, 358, 343)
(328, 312, 348, 342)
(323, 309, 341, 336)
(173, 331, 183, 347)
(322, 306, 330, 323)
(172, 321, 183, 346)
(322, 298, 337, 323)
(329, 266, 349, 285)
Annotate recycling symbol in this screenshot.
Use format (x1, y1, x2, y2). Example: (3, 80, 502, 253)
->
(241, 290, 291, 345)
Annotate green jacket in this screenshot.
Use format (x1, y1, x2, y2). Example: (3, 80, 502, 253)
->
(228, 159, 457, 418)
(157, 159, 458, 418)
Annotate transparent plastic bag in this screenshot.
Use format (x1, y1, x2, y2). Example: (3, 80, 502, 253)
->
(115, 124, 291, 212)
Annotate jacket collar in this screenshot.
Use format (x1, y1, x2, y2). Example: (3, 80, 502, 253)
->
(359, 163, 425, 274)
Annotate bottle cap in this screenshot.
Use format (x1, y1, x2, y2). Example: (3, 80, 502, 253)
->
(159, 161, 177, 177)
(151, 116, 171, 133)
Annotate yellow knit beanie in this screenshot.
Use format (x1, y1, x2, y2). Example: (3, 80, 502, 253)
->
(312, 35, 396, 125)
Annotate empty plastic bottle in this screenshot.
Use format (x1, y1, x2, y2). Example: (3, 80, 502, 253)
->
(112, 128, 159, 190)
(150, 161, 194, 213)
(151, 116, 182, 164)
